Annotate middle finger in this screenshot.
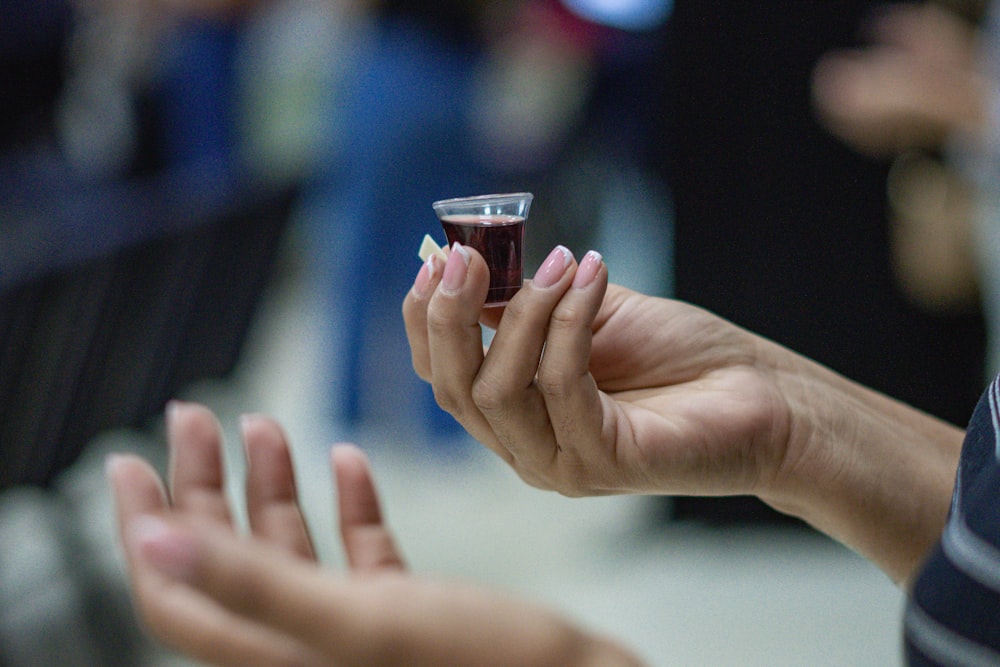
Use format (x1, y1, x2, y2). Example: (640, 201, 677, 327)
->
(474, 246, 577, 473)
(242, 415, 316, 559)
(167, 401, 234, 526)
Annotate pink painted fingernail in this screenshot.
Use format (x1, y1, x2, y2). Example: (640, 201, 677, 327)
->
(533, 245, 573, 288)
(441, 243, 470, 294)
(412, 254, 441, 299)
(572, 250, 603, 288)
(128, 515, 198, 581)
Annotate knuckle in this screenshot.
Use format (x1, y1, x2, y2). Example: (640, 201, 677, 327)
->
(552, 457, 598, 498)
(534, 366, 576, 400)
(430, 384, 464, 416)
(549, 299, 585, 331)
(551, 477, 587, 498)
(425, 305, 455, 337)
(512, 464, 553, 491)
(499, 292, 532, 321)
(469, 374, 510, 417)
(548, 471, 586, 497)
(554, 482, 589, 498)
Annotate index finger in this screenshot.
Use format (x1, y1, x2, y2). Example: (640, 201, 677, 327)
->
(423, 245, 502, 450)
(403, 250, 506, 379)
(242, 415, 316, 560)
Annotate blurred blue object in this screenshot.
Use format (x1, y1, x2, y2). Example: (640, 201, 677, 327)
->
(152, 19, 238, 168)
(302, 14, 494, 444)
(561, 0, 673, 31)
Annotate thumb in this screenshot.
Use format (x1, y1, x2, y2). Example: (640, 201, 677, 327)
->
(127, 514, 371, 657)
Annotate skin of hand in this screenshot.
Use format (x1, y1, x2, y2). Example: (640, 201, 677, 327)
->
(107, 402, 643, 667)
(402, 244, 965, 585)
(811, 2, 987, 156)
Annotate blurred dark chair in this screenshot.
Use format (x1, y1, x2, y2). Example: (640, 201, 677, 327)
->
(0, 158, 294, 490)
(0, 7, 297, 666)
(0, 3, 296, 490)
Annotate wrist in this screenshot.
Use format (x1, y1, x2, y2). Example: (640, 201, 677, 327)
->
(757, 341, 962, 584)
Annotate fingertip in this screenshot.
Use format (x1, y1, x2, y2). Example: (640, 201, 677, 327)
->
(532, 245, 574, 289)
(332, 444, 386, 526)
(167, 401, 221, 445)
(451, 242, 471, 265)
(165, 399, 202, 423)
(331, 442, 366, 458)
(239, 412, 265, 433)
(240, 413, 286, 450)
(106, 453, 145, 494)
(412, 254, 444, 300)
(330, 443, 371, 474)
(572, 250, 604, 289)
(441, 243, 471, 295)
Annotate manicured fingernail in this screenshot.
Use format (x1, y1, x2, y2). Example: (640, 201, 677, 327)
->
(533, 245, 573, 288)
(128, 515, 198, 581)
(572, 250, 603, 288)
(412, 254, 441, 299)
(441, 243, 470, 294)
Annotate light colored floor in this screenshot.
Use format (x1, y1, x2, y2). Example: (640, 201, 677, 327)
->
(162, 231, 907, 667)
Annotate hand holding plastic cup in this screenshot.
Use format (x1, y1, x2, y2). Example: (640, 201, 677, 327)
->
(431, 192, 533, 307)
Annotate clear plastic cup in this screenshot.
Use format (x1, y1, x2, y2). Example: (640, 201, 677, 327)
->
(432, 192, 533, 307)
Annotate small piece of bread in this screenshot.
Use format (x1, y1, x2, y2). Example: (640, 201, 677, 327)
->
(418, 234, 448, 263)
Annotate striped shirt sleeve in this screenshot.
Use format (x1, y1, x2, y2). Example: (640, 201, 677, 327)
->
(904, 376, 1000, 665)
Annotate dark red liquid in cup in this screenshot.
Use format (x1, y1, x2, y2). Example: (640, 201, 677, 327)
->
(440, 214, 525, 305)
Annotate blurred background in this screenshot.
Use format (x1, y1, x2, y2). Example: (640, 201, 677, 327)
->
(1, 0, 994, 664)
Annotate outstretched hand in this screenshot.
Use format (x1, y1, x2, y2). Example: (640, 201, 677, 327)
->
(108, 402, 642, 667)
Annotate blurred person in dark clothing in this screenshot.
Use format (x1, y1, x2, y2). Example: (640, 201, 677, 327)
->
(653, 0, 989, 523)
(659, 0, 987, 428)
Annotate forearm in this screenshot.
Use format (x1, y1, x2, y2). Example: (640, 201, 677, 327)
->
(759, 340, 963, 585)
